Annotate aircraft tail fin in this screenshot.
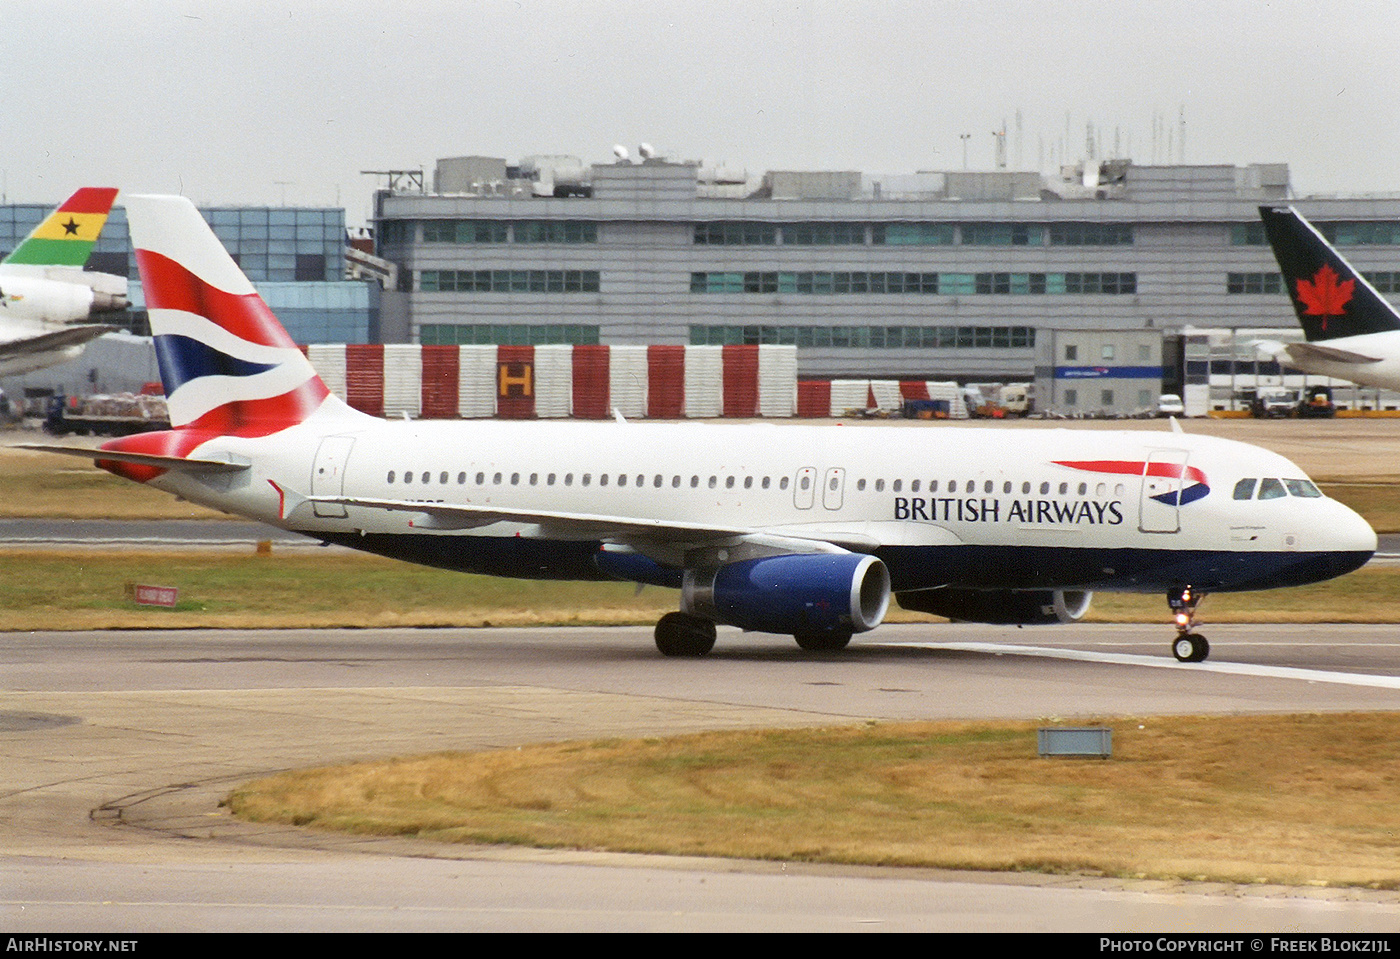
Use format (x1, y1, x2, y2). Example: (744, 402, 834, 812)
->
(3, 188, 119, 268)
(1258, 205, 1400, 342)
(123, 194, 364, 433)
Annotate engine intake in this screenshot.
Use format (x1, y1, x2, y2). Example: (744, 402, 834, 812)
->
(684, 553, 890, 636)
(896, 588, 1092, 625)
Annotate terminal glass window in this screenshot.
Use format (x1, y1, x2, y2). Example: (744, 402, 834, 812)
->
(693, 222, 776, 245)
(871, 223, 954, 245)
(516, 221, 598, 243)
(422, 220, 508, 244)
(961, 223, 1044, 246)
(1049, 223, 1133, 246)
(782, 222, 866, 245)
(1320, 222, 1400, 246)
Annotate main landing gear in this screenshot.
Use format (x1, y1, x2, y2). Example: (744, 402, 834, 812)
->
(1167, 586, 1210, 663)
(654, 612, 717, 657)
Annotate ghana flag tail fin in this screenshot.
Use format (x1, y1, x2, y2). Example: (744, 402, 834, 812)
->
(3, 188, 119, 268)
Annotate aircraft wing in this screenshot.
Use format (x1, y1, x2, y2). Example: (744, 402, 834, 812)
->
(0, 323, 114, 356)
(1286, 341, 1385, 366)
(298, 492, 881, 555)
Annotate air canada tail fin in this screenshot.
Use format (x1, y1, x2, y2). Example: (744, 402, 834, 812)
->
(124, 194, 362, 433)
(2, 187, 119, 268)
(1258, 205, 1400, 342)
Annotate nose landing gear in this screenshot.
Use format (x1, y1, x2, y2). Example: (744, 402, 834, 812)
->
(1168, 586, 1210, 662)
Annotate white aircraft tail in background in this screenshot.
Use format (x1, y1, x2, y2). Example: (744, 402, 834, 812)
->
(1257, 205, 1400, 390)
(0, 187, 128, 375)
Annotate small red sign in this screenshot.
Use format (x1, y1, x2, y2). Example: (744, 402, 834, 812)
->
(132, 585, 178, 608)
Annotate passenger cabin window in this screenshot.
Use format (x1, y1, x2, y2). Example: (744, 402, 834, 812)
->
(440, 472, 448, 484)
(780, 477, 790, 490)
(1233, 478, 1257, 500)
(387, 471, 396, 483)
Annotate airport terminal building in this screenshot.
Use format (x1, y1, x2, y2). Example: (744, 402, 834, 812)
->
(0, 202, 377, 345)
(373, 153, 1400, 414)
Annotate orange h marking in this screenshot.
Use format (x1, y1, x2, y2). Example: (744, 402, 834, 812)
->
(498, 361, 533, 397)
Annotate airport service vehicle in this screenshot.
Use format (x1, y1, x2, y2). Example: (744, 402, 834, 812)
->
(29, 196, 1377, 663)
(1251, 388, 1300, 419)
(1155, 394, 1185, 418)
(0, 187, 128, 376)
(1257, 205, 1400, 391)
(43, 388, 170, 437)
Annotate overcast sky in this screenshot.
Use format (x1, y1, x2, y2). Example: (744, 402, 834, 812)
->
(5, 0, 1399, 225)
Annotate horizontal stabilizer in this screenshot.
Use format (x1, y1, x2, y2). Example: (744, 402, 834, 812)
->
(17, 443, 251, 473)
(0, 324, 114, 356)
(1286, 341, 1384, 366)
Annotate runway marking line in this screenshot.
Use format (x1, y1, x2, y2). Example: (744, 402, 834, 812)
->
(889, 641, 1400, 690)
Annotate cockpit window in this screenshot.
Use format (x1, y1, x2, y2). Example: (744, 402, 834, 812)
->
(1233, 478, 1257, 501)
(1257, 478, 1286, 500)
(1284, 479, 1322, 498)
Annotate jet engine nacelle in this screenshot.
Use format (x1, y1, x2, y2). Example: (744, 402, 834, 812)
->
(896, 588, 1092, 625)
(0, 275, 99, 324)
(684, 553, 891, 635)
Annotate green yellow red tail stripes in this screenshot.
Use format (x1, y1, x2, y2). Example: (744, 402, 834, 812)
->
(3, 187, 119, 267)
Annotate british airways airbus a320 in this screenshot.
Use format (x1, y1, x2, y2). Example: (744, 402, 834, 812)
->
(29, 196, 1377, 663)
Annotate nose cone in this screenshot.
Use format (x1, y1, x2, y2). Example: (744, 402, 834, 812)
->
(1322, 500, 1377, 578)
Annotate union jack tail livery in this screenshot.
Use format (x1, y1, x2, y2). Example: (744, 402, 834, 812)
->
(1258, 205, 1400, 343)
(125, 194, 358, 433)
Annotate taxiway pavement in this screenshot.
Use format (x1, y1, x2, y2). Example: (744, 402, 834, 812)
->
(5, 623, 1400, 931)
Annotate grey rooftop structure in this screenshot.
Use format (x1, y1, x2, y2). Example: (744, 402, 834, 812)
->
(371, 152, 1400, 408)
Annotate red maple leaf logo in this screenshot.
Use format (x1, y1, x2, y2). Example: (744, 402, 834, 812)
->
(1295, 264, 1354, 330)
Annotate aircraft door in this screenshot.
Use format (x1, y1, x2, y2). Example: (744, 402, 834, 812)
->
(822, 468, 845, 510)
(1138, 449, 1189, 533)
(311, 436, 356, 518)
(794, 467, 816, 509)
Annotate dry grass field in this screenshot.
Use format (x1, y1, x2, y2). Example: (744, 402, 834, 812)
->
(228, 713, 1400, 888)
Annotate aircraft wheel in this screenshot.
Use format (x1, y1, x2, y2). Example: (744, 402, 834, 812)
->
(1172, 633, 1210, 663)
(654, 612, 716, 657)
(794, 631, 853, 652)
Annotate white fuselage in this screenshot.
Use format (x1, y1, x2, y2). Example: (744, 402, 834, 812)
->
(142, 411, 1376, 595)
